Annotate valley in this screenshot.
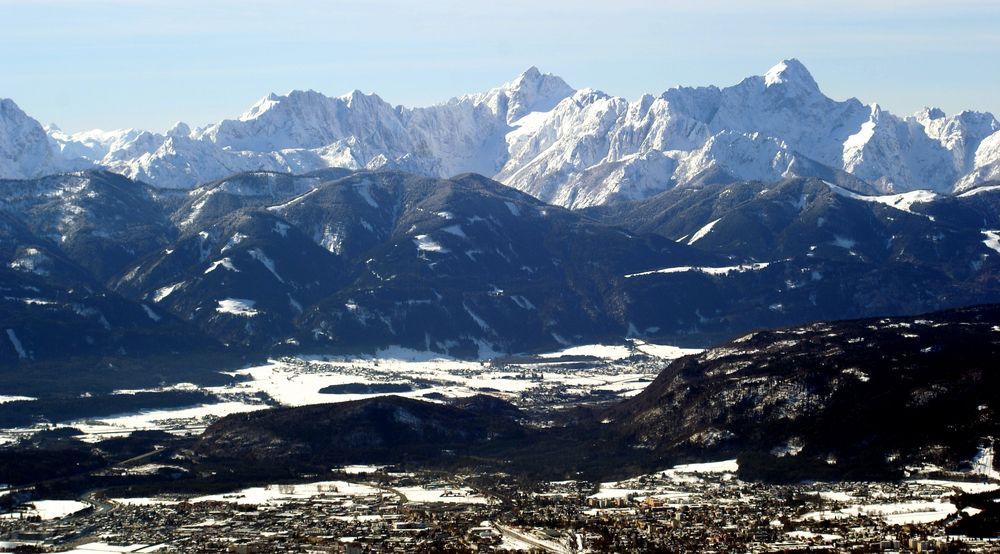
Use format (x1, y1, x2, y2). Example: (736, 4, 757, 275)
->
(2, 455, 997, 552)
(0, 340, 698, 445)
(2, 166, 999, 551)
(2, 306, 999, 551)
(1, 41, 1000, 552)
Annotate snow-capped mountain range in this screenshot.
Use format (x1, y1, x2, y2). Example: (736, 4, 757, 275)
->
(3, 60, 1000, 208)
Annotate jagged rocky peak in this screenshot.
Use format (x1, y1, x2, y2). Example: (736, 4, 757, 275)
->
(762, 58, 820, 91)
(7, 60, 1000, 201)
(0, 98, 22, 113)
(501, 66, 576, 121)
(167, 121, 191, 138)
(0, 97, 62, 179)
(341, 88, 383, 107)
(342, 88, 366, 105)
(264, 89, 330, 112)
(918, 106, 948, 121)
(239, 92, 283, 122)
(915, 106, 999, 130)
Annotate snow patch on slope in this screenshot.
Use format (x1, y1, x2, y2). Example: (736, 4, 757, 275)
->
(626, 262, 770, 278)
(827, 181, 937, 215)
(414, 234, 448, 253)
(982, 230, 1000, 255)
(216, 298, 259, 317)
(6, 329, 28, 359)
(141, 304, 161, 322)
(153, 282, 184, 303)
(205, 258, 238, 274)
(687, 218, 721, 245)
(248, 248, 284, 283)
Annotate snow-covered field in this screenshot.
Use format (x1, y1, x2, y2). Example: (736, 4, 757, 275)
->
(587, 459, 996, 528)
(189, 481, 385, 505)
(111, 480, 388, 508)
(0, 395, 34, 404)
(112, 479, 491, 507)
(336, 464, 386, 475)
(54, 401, 267, 443)
(0, 500, 91, 520)
(589, 459, 738, 503)
(62, 542, 166, 553)
(913, 479, 1000, 494)
(797, 500, 958, 525)
(0, 340, 697, 444)
(396, 485, 492, 505)
(794, 477, 1000, 525)
(216, 340, 699, 409)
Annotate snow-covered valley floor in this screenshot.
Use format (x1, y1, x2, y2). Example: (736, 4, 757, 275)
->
(0, 340, 700, 443)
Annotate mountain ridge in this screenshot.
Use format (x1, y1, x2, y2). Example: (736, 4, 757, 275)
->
(3, 60, 998, 206)
(3, 168, 1000, 365)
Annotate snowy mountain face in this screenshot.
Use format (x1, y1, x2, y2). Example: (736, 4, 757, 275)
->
(0, 99, 66, 179)
(7, 60, 1000, 206)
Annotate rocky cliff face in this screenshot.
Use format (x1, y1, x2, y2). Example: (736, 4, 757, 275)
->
(0, 99, 65, 179)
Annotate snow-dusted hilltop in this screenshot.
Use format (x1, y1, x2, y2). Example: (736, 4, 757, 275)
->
(5, 60, 1000, 206)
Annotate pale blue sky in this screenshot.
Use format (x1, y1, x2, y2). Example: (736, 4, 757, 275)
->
(1, 0, 997, 132)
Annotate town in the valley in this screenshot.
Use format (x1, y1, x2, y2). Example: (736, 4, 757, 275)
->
(1, 460, 998, 553)
(1, 344, 998, 553)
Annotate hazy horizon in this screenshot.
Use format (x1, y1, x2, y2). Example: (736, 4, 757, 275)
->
(2, 0, 998, 132)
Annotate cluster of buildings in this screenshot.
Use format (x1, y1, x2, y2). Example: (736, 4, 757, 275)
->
(1, 348, 997, 552)
(504, 470, 1000, 552)
(2, 465, 997, 553)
